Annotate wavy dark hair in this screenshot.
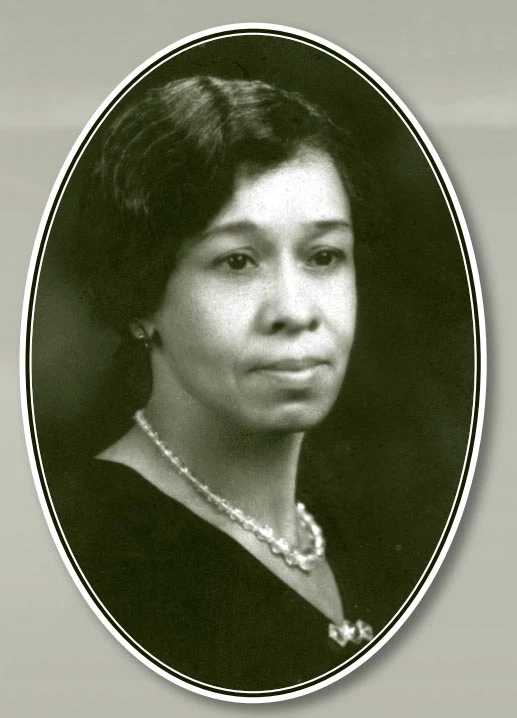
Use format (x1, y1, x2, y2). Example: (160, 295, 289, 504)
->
(73, 75, 371, 334)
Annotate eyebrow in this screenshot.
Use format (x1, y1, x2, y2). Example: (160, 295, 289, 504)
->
(200, 219, 352, 241)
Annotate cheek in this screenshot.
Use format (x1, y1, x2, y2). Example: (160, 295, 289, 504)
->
(165, 286, 249, 368)
(326, 277, 357, 339)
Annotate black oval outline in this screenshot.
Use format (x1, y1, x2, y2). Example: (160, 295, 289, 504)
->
(21, 24, 485, 702)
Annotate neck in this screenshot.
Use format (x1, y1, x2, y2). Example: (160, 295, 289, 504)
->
(142, 387, 304, 541)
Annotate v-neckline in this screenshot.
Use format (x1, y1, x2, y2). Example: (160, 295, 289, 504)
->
(93, 457, 354, 629)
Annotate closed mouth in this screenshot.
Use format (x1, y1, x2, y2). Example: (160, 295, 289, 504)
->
(255, 358, 328, 372)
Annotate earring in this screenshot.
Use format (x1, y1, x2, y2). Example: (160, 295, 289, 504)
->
(129, 321, 152, 349)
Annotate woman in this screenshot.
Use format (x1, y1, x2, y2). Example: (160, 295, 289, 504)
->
(55, 75, 375, 690)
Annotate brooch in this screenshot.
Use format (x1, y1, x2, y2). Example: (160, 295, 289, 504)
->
(329, 618, 373, 648)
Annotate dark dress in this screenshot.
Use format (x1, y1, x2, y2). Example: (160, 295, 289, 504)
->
(51, 458, 395, 691)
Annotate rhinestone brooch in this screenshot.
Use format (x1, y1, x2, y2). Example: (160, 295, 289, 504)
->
(328, 618, 373, 648)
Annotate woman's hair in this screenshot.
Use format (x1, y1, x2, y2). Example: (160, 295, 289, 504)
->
(74, 75, 369, 333)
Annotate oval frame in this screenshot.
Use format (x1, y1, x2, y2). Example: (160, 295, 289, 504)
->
(20, 23, 486, 703)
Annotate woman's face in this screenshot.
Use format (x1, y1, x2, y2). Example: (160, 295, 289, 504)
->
(149, 148, 356, 433)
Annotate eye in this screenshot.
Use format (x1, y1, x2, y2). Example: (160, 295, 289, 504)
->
(218, 252, 257, 272)
(308, 248, 346, 268)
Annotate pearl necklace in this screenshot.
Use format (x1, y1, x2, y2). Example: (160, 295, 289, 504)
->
(134, 410, 326, 573)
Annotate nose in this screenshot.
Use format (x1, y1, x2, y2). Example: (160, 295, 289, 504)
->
(259, 261, 320, 335)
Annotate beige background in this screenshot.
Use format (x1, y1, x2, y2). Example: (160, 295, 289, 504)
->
(2, 0, 515, 714)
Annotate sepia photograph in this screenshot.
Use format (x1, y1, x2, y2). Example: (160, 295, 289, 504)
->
(22, 26, 484, 701)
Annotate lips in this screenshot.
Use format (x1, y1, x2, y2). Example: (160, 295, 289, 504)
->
(258, 357, 328, 372)
(251, 357, 331, 385)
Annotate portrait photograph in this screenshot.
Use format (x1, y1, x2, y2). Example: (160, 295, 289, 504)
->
(21, 25, 485, 702)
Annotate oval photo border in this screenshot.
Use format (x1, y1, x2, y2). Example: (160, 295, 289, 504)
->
(20, 23, 486, 703)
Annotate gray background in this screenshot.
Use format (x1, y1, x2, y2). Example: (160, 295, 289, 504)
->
(2, 0, 515, 714)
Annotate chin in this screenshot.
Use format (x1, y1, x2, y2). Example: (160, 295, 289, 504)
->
(246, 400, 337, 434)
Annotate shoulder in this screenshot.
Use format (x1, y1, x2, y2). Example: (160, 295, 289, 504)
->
(50, 457, 235, 616)
(52, 457, 157, 521)
(50, 458, 197, 569)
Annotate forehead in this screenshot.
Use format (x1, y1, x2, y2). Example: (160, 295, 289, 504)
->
(206, 149, 351, 231)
